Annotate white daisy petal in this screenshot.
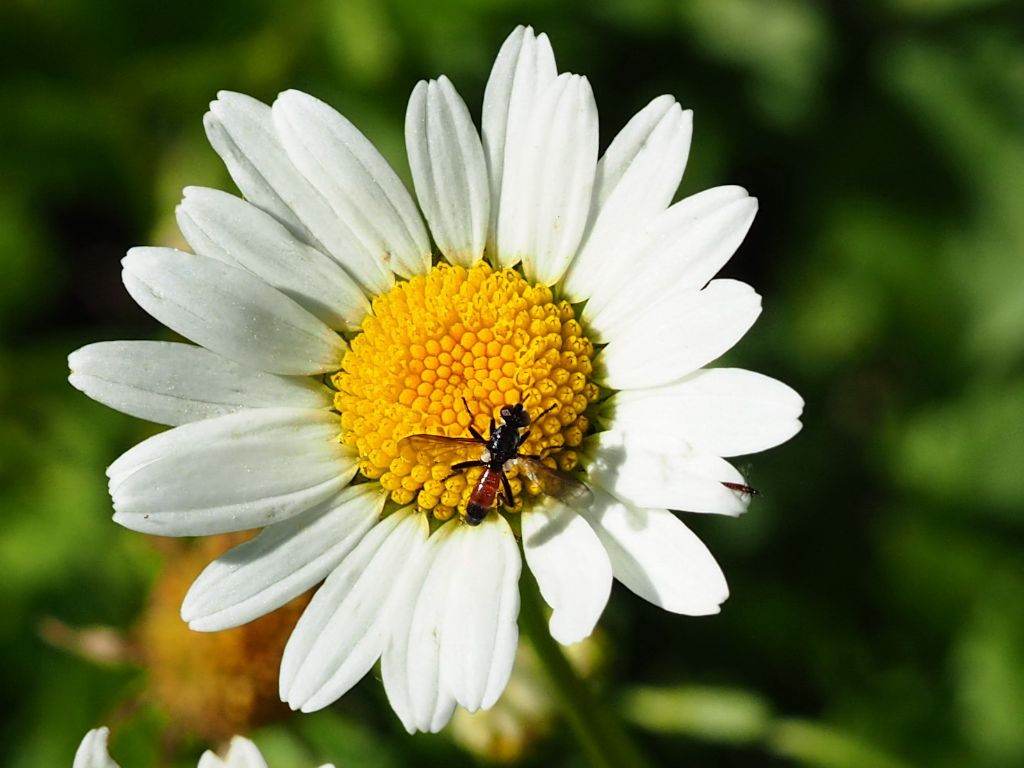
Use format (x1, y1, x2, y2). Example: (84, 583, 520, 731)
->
(109, 408, 355, 536)
(197, 736, 269, 768)
(584, 186, 757, 337)
(281, 509, 428, 712)
(561, 96, 692, 301)
(74, 728, 120, 768)
(122, 248, 346, 376)
(584, 428, 749, 516)
(596, 279, 762, 390)
(202, 736, 332, 768)
(182, 484, 386, 631)
(273, 90, 432, 282)
(578, 486, 729, 615)
(589, 96, 691, 214)
(68, 341, 332, 427)
(482, 25, 558, 259)
(440, 514, 521, 712)
(382, 521, 458, 734)
(604, 368, 804, 457)
(176, 187, 369, 331)
(204, 91, 320, 248)
(405, 76, 489, 267)
(206, 91, 392, 296)
(522, 498, 612, 645)
(501, 73, 599, 285)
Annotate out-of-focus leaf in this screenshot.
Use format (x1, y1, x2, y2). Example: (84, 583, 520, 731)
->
(878, 514, 1004, 631)
(885, 0, 1011, 21)
(678, 0, 831, 125)
(323, 0, 400, 86)
(5, 655, 142, 768)
(885, 37, 1024, 368)
(769, 720, 911, 768)
(892, 383, 1024, 513)
(786, 203, 942, 374)
(620, 685, 771, 743)
(0, 193, 54, 336)
(953, 571, 1024, 765)
(243, 723, 326, 768)
(294, 708, 401, 768)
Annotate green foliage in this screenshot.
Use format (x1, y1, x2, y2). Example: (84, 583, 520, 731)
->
(2, 0, 1023, 765)
(621, 685, 772, 743)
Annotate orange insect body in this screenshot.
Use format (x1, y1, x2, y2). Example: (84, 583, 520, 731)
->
(467, 467, 504, 524)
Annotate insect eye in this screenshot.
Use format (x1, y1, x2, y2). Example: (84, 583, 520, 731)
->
(499, 405, 514, 420)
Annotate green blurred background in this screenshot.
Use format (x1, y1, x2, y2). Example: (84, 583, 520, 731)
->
(2, 0, 1023, 765)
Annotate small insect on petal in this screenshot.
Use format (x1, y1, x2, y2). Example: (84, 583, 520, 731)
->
(721, 481, 759, 495)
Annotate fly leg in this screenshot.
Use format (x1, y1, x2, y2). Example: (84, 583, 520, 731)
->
(444, 459, 485, 483)
(461, 397, 488, 442)
(450, 459, 486, 471)
(517, 432, 555, 462)
(517, 403, 556, 449)
(498, 471, 515, 509)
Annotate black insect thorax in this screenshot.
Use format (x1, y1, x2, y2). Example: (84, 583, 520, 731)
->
(484, 404, 530, 467)
(486, 424, 521, 466)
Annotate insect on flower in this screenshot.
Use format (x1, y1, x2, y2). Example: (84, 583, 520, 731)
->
(399, 400, 593, 525)
(721, 481, 759, 495)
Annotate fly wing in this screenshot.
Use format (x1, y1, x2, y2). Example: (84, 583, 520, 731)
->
(398, 434, 485, 467)
(513, 457, 594, 510)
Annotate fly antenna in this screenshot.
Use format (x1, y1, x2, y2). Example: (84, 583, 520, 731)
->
(534, 402, 557, 421)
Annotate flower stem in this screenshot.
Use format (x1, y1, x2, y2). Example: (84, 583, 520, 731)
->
(519, 572, 653, 768)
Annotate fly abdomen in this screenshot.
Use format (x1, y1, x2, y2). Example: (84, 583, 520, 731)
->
(465, 502, 488, 525)
(467, 467, 501, 525)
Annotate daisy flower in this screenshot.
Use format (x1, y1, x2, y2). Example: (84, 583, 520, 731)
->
(69, 26, 802, 733)
(73, 727, 334, 768)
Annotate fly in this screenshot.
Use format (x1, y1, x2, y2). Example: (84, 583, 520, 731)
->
(721, 481, 759, 495)
(399, 400, 593, 525)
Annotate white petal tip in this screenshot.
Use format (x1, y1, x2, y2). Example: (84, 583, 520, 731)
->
(550, 623, 593, 647)
(211, 90, 247, 106)
(273, 89, 310, 112)
(182, 609, 228, 632)
(687, 583, 729, 615)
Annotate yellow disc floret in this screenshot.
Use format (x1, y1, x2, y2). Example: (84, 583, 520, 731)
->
(334, 262, 598, 522)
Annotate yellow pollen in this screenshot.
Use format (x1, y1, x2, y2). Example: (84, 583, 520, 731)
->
(334, 262, 599, 522)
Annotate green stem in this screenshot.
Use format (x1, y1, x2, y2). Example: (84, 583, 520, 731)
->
(519, 571, 654, 768)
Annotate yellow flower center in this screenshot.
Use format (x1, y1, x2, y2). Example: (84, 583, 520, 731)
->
(334, 262, 599, 522)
